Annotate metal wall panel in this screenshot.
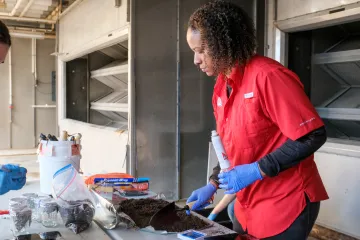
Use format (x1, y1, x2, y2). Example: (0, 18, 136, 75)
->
(133, 0, 178, 197)
(11, 38, 34, 148)
(66, 59, 88, 123)
(35, 39, 57, 142)
(0, 38, 56, 149)
(277, 0, 360, 21)
(0, 44, 10, 149)
(59, 0, 128, 57)
(179, 0, 217, 199)
(288, 31, 312, 97)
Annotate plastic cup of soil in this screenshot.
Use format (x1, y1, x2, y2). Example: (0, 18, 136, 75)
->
(9, 205, 32, 234)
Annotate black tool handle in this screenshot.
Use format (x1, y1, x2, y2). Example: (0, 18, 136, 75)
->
(47, 134, 58, 141)
(39, 133, 48, 141)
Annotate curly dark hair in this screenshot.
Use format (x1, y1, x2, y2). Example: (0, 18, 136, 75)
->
(0, 20, 11, 46)
(188, 0, 256, 74)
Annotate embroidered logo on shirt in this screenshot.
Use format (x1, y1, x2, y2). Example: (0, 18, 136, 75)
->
(300, 117, 315, 126)
(217, 97, 222, 107)
(244, 92, 254, 99)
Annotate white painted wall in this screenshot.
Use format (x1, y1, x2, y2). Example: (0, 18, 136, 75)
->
(59, 119, 128, 175)
(316, 142, 360, 239)
(277, 0, 359, 20)
(0, 38, 56, 149)
(57, 0, 129, 174)
(0, 46, 10, 149)
(58, 0, 128, 60)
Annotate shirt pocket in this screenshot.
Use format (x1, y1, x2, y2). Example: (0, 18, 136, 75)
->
(230, 102, 258, 150)
(244, 97, 272, 136)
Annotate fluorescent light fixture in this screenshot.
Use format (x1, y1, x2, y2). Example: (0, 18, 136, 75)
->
(10, 31, 45, 39)
(50, 52, 65, 56)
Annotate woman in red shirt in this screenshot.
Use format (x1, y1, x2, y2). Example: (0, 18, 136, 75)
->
(185, 1, 329, 239)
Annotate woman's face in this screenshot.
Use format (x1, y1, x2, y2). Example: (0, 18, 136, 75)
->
(0, 43, 9, 64)
(186, 28, 215, 76)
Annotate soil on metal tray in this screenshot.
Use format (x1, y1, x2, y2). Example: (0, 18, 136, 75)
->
(117, 198, 209, 232)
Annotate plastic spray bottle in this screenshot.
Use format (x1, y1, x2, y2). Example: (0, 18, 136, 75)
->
(211, 130, 231, 171)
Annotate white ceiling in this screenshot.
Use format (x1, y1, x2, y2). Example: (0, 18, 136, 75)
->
(0, 0, 59, 19)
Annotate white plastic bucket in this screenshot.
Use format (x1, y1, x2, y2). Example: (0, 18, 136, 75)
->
(38, 140, 82, 194)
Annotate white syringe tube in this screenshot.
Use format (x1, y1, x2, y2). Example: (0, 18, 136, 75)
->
(211, 130, 231, 170)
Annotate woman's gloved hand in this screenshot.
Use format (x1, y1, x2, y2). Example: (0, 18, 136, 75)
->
(208, 213, 218, 221)
(218, 162, 263, 194)
(186, 182, 217, 212)
(0, 164, 27, 195)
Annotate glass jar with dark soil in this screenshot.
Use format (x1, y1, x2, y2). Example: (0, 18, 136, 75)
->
(58, 200, 95, 234)
(9, 197, 27, 208)
(40, 198, 59, 227)
(10, 205, 32, 233)
(34, 196, 51, 222)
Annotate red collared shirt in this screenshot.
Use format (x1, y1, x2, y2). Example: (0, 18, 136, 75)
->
(213, 55, 328, 238)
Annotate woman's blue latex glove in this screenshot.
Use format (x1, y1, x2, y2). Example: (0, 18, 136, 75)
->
(186, 183, 217, 213)
(208, 213, 218, 221)
(0, 164, 27, 195)
(218, 162, 263, 194)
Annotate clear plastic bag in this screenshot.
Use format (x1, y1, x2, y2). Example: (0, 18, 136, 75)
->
(52, 164, 95, 234)
(52, 164, 94, 207)
(90, 189, 136, 230)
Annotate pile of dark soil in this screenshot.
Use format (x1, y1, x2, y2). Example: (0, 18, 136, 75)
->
(117, 198, 209, 232)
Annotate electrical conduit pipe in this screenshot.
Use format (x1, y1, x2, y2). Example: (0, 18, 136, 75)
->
(9, 47, 12, 148)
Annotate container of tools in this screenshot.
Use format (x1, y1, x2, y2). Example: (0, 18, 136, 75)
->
(37, 131, 82, 194)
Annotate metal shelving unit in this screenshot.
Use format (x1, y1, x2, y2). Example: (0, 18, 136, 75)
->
(90, 60, 129, 113)
(311, 27, 360, 140)
(85, 37, 129, 129)
(66, 35, 129, 129)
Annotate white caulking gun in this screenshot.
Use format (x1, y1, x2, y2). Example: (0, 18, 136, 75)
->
(211, 130, 231, 172)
